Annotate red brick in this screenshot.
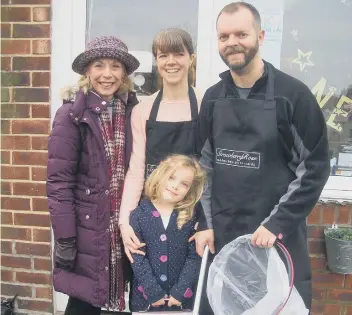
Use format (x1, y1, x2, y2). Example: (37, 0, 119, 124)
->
(31, 103, 50, 118)
(1, 227, 31, 241)
(1, 104, 30, 118)
(346, 275, 352, 289)
(312, 273, 345, 288)
(16, 272, 51, 285)
(32, 167, 47, 181)
(1, 151, 10, 164)
(1, 135, 30, 150)
(1, 39, 30, 55)
(308, 226, 325, 239)
(1, 7, 31, 22)
(1, 181, 12, 195)
(32, 73, 50, 87)
(35, 287, 52, 299)
(1, 270, 14, 282)
(15, 242, 50, 256)
(13, 87, 49, 102)
(1, 197, 30, 211)
(13, 56, 50, 70)
(1, 255, 31, 269)
(336, 205, 351, 225)
(2, 72, 31, 88)
(1, 241, 12, 254)
(1, 165, 29, 180)
(32, 39, 51, 54)
(1, 283, 32, 298)
(12, 151, 48, 166)
(17, 298, 52, 313)
(327, 289, 352, 302)
(346, 305, 352, 315)
(1, 24, 11, 38)
(33, 7, 51, 22)
(32, 198, 48, 212)
(311, 302, 341, 314)
(1, 56, 11, 71)
(311, 257, 327, 270)
(1, 88, 11, 103)
(31, 135, 49, 150)
(14, 213, 50, 227)
(1, 211, 13, 225)
(13, 182, 46, 196)
(33, 258, 51, 271)
(312, 287, 326, 300)
(33, 229, 51, 242)
(309, 240, 326, 255)
(322, 205, 336, 224)
(12, 120, 49, 134)
(13, 24, 50, 38)
(2, 104, 30, 119)
(1, 120, 11, 134)
(308, 205, 322, 224)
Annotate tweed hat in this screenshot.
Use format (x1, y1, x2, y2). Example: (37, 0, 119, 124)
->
(72, 36, 140, 75)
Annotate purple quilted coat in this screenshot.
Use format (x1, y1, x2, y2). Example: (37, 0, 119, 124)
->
(47, 90, 138, 307)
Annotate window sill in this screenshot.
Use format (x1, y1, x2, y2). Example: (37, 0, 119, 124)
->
(319, 176, 352, 204)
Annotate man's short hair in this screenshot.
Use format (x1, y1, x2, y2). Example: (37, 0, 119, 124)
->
(216, 2, 262, 30)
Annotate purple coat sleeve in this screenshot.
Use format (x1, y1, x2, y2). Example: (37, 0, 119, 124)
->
(47, 104, 80, 241)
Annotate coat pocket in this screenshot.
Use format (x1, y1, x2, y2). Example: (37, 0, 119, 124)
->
(75, 203, 98, 230)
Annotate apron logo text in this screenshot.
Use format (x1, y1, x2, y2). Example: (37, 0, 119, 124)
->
(216, 148, 260, 169)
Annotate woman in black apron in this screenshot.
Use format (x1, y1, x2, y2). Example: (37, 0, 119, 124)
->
(119, 28, 202, 262)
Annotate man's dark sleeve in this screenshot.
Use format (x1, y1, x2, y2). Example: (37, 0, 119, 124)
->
(197, 89, 214, 156)
(262, 84, 330, 239)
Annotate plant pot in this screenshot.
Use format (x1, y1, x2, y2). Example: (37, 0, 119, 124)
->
(324, 228, 352, 274)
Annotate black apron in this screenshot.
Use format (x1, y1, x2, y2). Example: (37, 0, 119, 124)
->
(145, 86, 198, 177)
(200, 68, 312, 314)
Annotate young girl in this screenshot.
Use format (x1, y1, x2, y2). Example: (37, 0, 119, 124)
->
(129, 155, 206, 312)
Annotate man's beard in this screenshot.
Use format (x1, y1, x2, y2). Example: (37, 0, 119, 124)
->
(220, 42, 259, 72)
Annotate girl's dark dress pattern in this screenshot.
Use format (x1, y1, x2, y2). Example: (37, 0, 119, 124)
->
(130, 199, 201, 312)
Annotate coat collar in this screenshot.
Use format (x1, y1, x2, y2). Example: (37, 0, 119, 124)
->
(68, 90, 138, 125)
(219, 60, 272, 95)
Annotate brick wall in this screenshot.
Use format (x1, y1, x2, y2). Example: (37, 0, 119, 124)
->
(1, 1, 52, 314)
(1, 1, 352, 315)
(308, 204, 352, 315)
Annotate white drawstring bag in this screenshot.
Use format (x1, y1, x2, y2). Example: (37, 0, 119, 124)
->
(207, 235, 309, 315)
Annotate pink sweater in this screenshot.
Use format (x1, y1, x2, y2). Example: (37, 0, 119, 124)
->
(119, 89, 203, 224)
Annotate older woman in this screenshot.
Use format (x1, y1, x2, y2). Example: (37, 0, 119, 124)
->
(47, 36, 139, 315)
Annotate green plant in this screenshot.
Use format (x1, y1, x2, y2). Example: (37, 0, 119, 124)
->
(326, 228, 352, 241)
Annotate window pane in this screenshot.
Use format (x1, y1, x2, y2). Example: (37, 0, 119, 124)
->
(86, 0, 199, 96)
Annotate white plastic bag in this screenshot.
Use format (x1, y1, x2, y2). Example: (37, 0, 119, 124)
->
(207, 235, 309, 315)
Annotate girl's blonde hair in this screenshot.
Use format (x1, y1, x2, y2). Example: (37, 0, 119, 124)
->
(145, 155, 207, 229)
(60, 61, 134, 100)
(152, 28, 196, 87)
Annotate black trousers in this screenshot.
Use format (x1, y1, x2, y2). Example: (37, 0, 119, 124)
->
(64, 297, 101, 315)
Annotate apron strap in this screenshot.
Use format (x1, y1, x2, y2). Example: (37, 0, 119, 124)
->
(149, 89, 163, 122)
(149, 86, 198, 122)
(264, 65, 275, 101)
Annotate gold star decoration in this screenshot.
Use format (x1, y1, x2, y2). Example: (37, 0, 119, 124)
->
(292, 49, 315, 72)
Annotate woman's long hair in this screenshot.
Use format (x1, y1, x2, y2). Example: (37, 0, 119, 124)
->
(144, 155, 206, 229)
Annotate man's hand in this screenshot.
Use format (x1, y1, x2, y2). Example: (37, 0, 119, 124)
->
(251, 226, 277, 248)
(151, 298, 165, 307)
(189, 229, 215, 256)
(168, 296, 181, 307)
(120, 223, 146, 263)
